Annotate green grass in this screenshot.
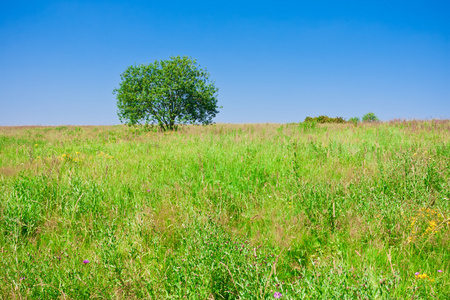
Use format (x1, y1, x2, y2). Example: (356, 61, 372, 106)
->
(0, 121, 449, 299)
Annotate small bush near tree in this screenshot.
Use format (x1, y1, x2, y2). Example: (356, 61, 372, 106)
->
(349, 117, 360, 126)
(362, 112, 379, 122)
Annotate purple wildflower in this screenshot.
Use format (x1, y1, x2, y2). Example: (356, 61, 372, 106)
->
(415, 272, 420, 276)
(274, 292, 282, 298)
(83, 259, 90, 264)
(438, 270, 443, 273)
(20, 277, 25, 281)
(147, 189, 151, 192)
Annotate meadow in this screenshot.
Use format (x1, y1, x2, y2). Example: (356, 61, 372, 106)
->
(0, 121, 449, 299)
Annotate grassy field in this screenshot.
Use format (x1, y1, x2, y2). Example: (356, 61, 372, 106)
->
(0, 121, 449, 299)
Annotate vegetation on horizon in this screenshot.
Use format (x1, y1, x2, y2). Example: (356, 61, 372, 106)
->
(362, 112, 379, 123)
(0, 120, 449, 299)
(304, 115, 347, 124)
(304, 112, 379, 125)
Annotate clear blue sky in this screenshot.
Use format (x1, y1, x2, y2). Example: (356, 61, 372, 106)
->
(1, 0, 449, 125)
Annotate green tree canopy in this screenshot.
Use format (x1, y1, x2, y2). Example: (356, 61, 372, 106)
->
(362, 112, 379, 122)
(114, 56, 219, 130)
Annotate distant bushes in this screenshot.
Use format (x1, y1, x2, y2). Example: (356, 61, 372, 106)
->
(304, 113, 379, 125)
(304, 115, 347, 124)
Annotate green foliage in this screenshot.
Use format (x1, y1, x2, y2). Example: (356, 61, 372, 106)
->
(113, 56, 219, 130)
(304, 115, 347, 123)
(362, 112, 379, 122)
(349, 117, 360, 124)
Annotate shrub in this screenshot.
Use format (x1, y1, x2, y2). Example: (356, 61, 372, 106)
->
(349, 117, 360, 126)
(349, 117, 360, 123)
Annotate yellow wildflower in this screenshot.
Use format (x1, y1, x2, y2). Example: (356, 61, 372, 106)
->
(415, 273, 427, 279)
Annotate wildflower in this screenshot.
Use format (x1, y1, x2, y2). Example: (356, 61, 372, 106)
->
(34, 144, 38, 147)
(147, 189, 151, 193)
(415, 273, 427, 279)
(415, 272, 420, 276)
(83, 259, 90, 264)
(274, 292, 282, 298)
(438, 270, 443, 273)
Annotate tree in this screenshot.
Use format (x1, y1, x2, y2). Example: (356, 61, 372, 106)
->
(362, 112, 379, 122)
(113, 56, 219, 130)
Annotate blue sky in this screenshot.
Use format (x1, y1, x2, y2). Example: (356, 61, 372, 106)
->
(1, 0, 449, 125)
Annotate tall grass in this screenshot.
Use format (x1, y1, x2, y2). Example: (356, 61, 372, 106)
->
(0, 121, 449, 299)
